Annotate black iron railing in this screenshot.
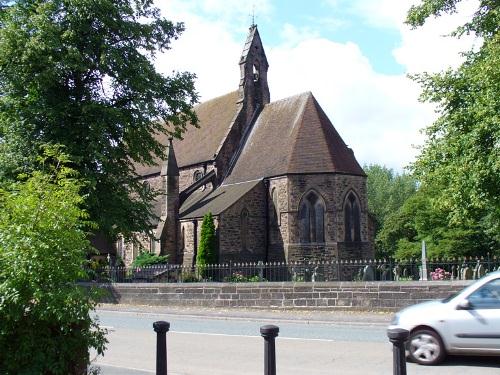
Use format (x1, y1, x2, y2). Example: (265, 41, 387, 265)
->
(86, 255, 500, 283)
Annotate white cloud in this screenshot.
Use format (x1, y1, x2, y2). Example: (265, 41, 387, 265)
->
(322, 0, 480, 73)
(268, 38, 433, 171)
(279, 23, 321, 47)
(346, 0, 418, 29)
(394, 0, 481, 73)
(158, 0, 273, 33)
(152, 9, 241, 101)
(152, 0, 480, 172)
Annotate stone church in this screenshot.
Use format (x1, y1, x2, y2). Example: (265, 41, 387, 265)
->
(119, 25, 374, 266)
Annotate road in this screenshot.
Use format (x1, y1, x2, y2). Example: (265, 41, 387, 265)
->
(92, 306, 500, 375)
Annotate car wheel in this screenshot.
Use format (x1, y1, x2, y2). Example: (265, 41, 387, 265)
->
(408, 329, 445, 365)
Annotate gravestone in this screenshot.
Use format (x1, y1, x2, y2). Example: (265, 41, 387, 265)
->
(362, 265, 375, 281)
(461, 267, 473, 280)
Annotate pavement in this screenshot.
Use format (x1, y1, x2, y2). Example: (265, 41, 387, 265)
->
(96, 303, 393, 325)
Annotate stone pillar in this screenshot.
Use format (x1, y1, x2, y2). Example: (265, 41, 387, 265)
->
(157, 139, 180, 263)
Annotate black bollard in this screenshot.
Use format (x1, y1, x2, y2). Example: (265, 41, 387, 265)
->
(387, 328, 409, 375)
(153, 321, 170, 375)
(260, 325, 279, 375)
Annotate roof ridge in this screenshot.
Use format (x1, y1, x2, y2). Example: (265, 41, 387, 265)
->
(284, 93, 314, 172)
(309, 96, 341, 171)
(310, 96, 365, 175)
(268, 91, 313, 106)
(194, 90, 238, 109)
(221, 178, 263, 187)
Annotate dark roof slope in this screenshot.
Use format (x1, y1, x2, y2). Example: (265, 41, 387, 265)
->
(179, 180, 261, 219)
(225, 92, 364, 184)
(135, 91, 240, 176)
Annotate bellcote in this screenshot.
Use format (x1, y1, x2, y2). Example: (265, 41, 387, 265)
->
(237, 25, 270, 108)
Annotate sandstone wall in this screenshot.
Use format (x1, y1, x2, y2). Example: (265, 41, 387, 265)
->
(99, 280, 469, 312)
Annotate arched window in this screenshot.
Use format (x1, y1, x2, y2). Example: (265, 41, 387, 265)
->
(241, 208, 249, 251)
(344, 192, 361, 242)
(253, 62, 260, 82)
(298, 191, 325, 243)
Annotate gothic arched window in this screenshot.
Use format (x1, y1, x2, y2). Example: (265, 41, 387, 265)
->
(344, 192, 361, 242)
(298, 191, 325, 243)
(241, 208, 249, 251)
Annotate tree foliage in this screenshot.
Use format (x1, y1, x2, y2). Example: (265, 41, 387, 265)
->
(0, 0, 198, 241)
(196, 212, 217, 267)
(376, 183, 494, 259)
(406, 0, 499, 247)
(0, 148, 106, 374)
(364, 164, 417, 234)
(131, 251, 168, 268)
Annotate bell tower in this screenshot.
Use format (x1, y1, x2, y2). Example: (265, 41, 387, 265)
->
(238, 25, 270, 119)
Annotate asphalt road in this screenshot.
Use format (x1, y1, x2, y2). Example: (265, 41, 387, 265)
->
(92, 306, 500, 375)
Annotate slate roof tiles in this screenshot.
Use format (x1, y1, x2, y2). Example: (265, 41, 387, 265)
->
(225, 91, 364, 184)
(135, 90, 240, 176)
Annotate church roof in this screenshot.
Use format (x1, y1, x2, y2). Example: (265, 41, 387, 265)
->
(225, 92, 365, 184)
(135, 90, 240, 176)
(179, 180, 261, 219)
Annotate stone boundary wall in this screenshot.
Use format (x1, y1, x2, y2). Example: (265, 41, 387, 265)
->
(97, 280, 472, 312)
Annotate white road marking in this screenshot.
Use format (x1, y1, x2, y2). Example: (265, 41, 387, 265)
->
(170, 330, 340, 343)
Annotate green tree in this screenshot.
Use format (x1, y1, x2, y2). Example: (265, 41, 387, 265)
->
(377, 184, 495, 259)
(406, 1, 500, 247)
(0, 0, 198, 241)
(0, 148, 107, 374)
(364, 164, 417, 234)
(196, 212, 217, 267)
(131, 251, 168, 268)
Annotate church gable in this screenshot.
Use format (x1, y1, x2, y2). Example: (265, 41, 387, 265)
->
(225, 92, 364, 184)
(288, 93, 365, 176)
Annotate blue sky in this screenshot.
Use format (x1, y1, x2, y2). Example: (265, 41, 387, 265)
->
(155, 0, 479, 172)
(242, 0, 404, 75)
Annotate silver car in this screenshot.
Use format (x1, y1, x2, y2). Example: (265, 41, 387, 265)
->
(388, 270, 500, 365)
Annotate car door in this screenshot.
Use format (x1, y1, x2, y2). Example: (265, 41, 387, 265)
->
(446, 278, 500, 351)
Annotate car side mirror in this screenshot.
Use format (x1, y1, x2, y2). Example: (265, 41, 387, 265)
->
(456, 299, 472, 310)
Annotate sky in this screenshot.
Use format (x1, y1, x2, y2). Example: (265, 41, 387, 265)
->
(153, 0, 480, 172)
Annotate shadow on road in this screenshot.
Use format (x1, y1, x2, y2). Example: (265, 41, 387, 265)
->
(415, 355, 500, 368)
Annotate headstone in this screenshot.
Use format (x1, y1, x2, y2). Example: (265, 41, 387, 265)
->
(420, 241, 428, 281)
(474, 263, 485, 279)
(393, 265, 401, 281)
(362, 265, 375, 281)
(380, 265, 390, 281)
(312, 266, 319, 282)
(462, 267, 473, 280)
